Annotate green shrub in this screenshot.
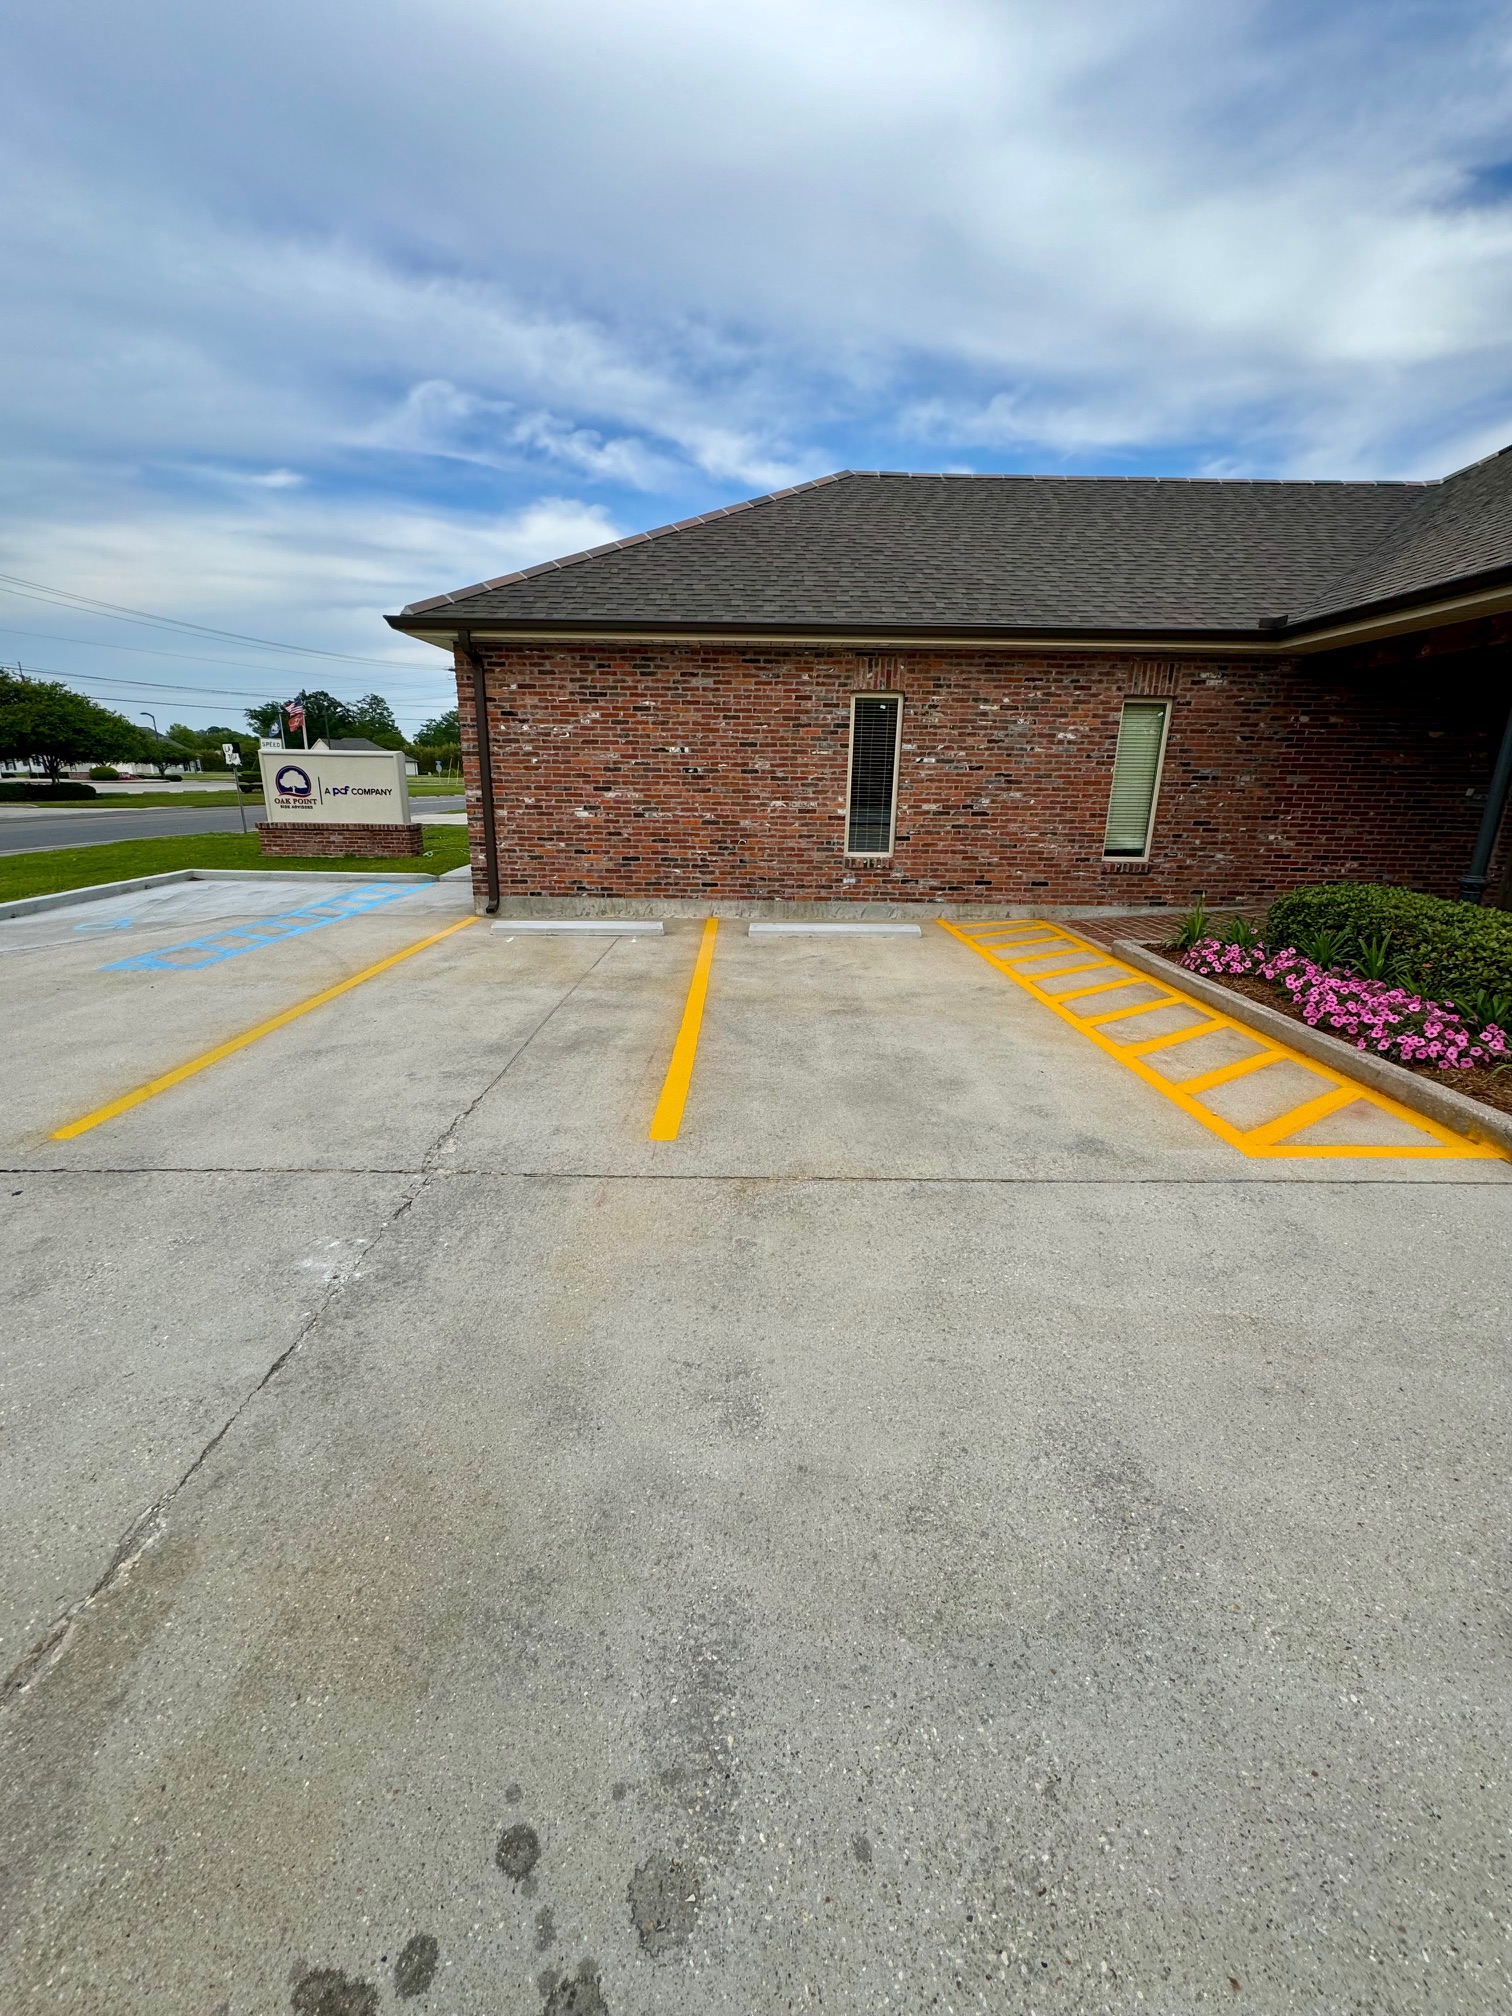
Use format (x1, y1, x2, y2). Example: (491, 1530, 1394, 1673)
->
(88, 764, 122, 780)
(1265, 882, 1512, 1006)
(0, 780, 97, 801)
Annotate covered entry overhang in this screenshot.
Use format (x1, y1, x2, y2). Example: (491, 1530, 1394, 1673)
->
(1288, 599, 1512, 905)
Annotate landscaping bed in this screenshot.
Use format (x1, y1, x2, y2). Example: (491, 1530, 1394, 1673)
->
(1150, 882, 1512, 1118)
(1154, 955, 1512, 1119)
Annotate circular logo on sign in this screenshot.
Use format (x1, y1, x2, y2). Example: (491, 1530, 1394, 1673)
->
(275, 764, 312, 796)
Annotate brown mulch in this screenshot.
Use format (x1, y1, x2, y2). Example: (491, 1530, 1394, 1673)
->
(1137, 945, 1512, 1119)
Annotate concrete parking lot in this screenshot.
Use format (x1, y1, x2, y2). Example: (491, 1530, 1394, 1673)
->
(2, 877, 1509, 2014)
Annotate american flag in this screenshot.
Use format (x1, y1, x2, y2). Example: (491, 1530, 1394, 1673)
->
(285, 699, 305, 731)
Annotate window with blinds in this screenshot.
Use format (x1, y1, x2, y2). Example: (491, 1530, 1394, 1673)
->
(1102, 700, 1170, 858)
(846, 695, 901, 855)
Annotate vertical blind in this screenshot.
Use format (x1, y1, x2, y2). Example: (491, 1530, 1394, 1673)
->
(1102, 701, 1168, 857)
(847, 696, 901, 854)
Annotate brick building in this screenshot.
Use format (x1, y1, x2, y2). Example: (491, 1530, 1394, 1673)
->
(388, 446, 1512, 915)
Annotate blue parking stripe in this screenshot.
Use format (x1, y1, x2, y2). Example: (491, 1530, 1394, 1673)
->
(101, 882, 425, 972)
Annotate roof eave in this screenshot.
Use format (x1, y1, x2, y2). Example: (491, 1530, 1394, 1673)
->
(385, 611, 1291, 654)
(386, 567, 1512, 658)
(1280, 565, 1512, 654)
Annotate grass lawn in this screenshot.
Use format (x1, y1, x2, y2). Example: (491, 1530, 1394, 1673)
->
(89, 789, 249, 808)
(0, 826, 472, 903)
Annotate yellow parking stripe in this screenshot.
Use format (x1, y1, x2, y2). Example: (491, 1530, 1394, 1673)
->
(53, 914, 479, 1140)
(940, 917, 1505, 1161)
(1178, 1050, 1289, 1095)
(649, 917, 718, 1142)
(1243, 1084, 1361, 1148)
(1055, 975, 1148, 1002)
(1124, 1021, 1227, 1055)
(1086, 995, 1185, 1027)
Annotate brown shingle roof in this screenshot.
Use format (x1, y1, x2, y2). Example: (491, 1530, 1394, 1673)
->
(390, 446, 1512, 640)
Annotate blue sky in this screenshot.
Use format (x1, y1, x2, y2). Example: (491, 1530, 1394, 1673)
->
(3, 0, 1512, 732)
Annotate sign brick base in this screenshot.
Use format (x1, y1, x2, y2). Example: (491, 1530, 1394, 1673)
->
(256, 821, 424, 858)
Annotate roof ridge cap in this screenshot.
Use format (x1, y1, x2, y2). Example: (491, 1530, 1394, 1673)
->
(840, 471, 1433, 486)
(1436, 439, 1512, 485)
(400, 471, 855, 616)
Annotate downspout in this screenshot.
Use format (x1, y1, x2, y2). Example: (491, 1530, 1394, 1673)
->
(458, 630, 501, 914)
(1459, 691, 1512, 904)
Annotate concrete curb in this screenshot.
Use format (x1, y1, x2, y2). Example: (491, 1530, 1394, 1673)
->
(186, 869, 435, 884)
(491, 918, 664, 935)
(0, 869, 204, 919)
(485, 895, 1185, 923)
(1114, 939, 1512, 1156)
(0, 867, 437, 921)
(749, 921, 921, 936)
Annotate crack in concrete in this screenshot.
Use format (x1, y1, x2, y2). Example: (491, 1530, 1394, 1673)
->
(0, 1225, 383, 1705)
(1, 946, 620, 1708)
(414, 937, 618, 1182)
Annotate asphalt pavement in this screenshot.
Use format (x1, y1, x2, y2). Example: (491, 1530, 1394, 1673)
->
(2, 883, 1508, 2014)
(0, 796, 465, 854)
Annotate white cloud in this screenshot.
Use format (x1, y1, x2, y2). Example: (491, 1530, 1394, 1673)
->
(1, 494, 619, 633)
(0, 494, 622, 731)
(0, 0, 1511, 699)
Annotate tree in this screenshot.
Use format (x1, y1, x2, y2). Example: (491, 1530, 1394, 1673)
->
(353, 692, 404, 747)
(416, 708, 459, 744)
(138, 728, 197, 777)
(245, 700, 284, 739)
(168, 722, 245, 769)
(0, 672, 145, 782)
(245, 690, 361, 745)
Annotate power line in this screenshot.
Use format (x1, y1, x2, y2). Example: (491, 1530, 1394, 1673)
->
(0, 622, 450, 687)
(0, 571, 441, 671)
(0, 663, 436, 731)
(5, 665, 280, 702)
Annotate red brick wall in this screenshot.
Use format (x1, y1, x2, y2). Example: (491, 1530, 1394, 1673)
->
(256, 822, 423, 858)
(454, 641, 1506, 908)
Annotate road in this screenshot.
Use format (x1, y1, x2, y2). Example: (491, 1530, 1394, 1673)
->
(2, 886, 1508, 2013)
(0, 796, 465, 854)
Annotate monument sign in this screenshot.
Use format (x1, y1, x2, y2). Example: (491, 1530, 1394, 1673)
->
(257, 748, 411, 827)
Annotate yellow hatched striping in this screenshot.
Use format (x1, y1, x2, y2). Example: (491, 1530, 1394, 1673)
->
(940, 918, 1506, 1161)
